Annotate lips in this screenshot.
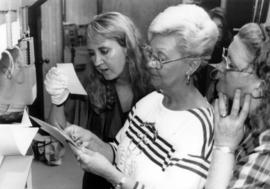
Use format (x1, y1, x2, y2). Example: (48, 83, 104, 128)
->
(97, 67, 109, 74)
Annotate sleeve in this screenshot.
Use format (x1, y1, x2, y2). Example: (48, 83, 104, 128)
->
(135, 107, 214, 189)
(229, 150, 270, 189)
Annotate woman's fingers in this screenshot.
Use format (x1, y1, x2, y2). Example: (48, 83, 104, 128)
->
(218, 92, 227, 117)
(65, 125, 80, 141)
(64, 126, 75, 136)
(214, 99, 220, 124)
(239, 94, 251, 123)
(230, 89, 241, 117)
(69, 143, 81, 156)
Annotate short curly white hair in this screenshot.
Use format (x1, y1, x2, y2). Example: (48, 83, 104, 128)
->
(148, 4, 218, 58)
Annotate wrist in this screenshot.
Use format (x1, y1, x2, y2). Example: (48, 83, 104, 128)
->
(213, 145, 236, 154)
(113, 176, 127, 189)
(51, 89, 69, 105)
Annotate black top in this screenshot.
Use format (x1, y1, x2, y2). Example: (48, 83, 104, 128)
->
(65, 82, 130, 189)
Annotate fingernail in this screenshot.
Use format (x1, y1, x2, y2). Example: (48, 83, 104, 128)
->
(218, 92, 222, 98)
(77, 141, 83, 146)
(246, 93, 251, 100)
(72, 135, 77, 140)
(236, 88, 241, 94)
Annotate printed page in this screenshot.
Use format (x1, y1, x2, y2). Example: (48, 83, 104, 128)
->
(57, 63, 87, 95)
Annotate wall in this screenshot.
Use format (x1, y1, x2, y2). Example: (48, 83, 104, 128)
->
(102, 0, 183, 40)
(65, 0, 97, 25)
(41, 0, 63, 118)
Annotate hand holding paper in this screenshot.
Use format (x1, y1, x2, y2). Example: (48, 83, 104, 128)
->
(30, 116, 81, 149)
(56, 63, 87, 95)
(44, 63, 87, 105)
(64, 125, 93, 148)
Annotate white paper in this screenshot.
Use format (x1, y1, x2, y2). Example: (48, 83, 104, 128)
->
(0, 126, 38, 155)
(57, 63, 87, 95)
(21, 109, 32, 127)
(0, 110, 38, 155)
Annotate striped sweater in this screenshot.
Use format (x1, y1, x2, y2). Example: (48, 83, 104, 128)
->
(110, 91, 214, 189)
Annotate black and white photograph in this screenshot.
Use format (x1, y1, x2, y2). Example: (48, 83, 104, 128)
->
(1, 0, 270, 188)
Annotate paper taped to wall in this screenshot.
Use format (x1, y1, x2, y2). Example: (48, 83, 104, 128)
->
(57, 63, 87, 95)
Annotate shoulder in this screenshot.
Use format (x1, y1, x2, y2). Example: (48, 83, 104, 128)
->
(181, 107, 214, 133)
(133, 91, 163, 110)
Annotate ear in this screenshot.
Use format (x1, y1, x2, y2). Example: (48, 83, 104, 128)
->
(187, 60, 201, 75)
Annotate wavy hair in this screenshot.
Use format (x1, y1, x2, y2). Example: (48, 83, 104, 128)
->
(238, 23, 270, 134)
(86, 12, 152, 111)
(148, 4, 218, 61)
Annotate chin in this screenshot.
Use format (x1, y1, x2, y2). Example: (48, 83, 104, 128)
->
(151, 78, 162, 90)
(103, 74, 117, 81)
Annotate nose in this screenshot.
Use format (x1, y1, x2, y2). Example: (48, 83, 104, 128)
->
(93, 54, 103, 67)
(209, 62, 226, 80)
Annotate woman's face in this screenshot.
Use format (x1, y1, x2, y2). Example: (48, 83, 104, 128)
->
(148, 35, 188, 90)
(217, 35, 262, 113)
(87, 34, 127, 80)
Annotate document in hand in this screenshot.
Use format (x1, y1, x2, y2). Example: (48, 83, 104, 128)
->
(56, 63, 87, 95)
(0, 109, 38, 156)
(30, 116, 80, 149)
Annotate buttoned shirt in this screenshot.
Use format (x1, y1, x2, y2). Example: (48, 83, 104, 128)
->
(229, 129, 270, 188)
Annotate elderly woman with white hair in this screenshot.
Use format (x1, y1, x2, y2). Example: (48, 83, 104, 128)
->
(65, 4, 218, 189)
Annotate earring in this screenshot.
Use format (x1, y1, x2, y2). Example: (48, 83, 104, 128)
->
(185, 73, 191, 85)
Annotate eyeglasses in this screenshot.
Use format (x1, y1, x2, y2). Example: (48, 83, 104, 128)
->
(222, 48, 253, 74)
(143, 45, 204, 70)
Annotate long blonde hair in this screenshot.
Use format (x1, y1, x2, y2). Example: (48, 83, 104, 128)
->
(86, 12, 152, 110)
